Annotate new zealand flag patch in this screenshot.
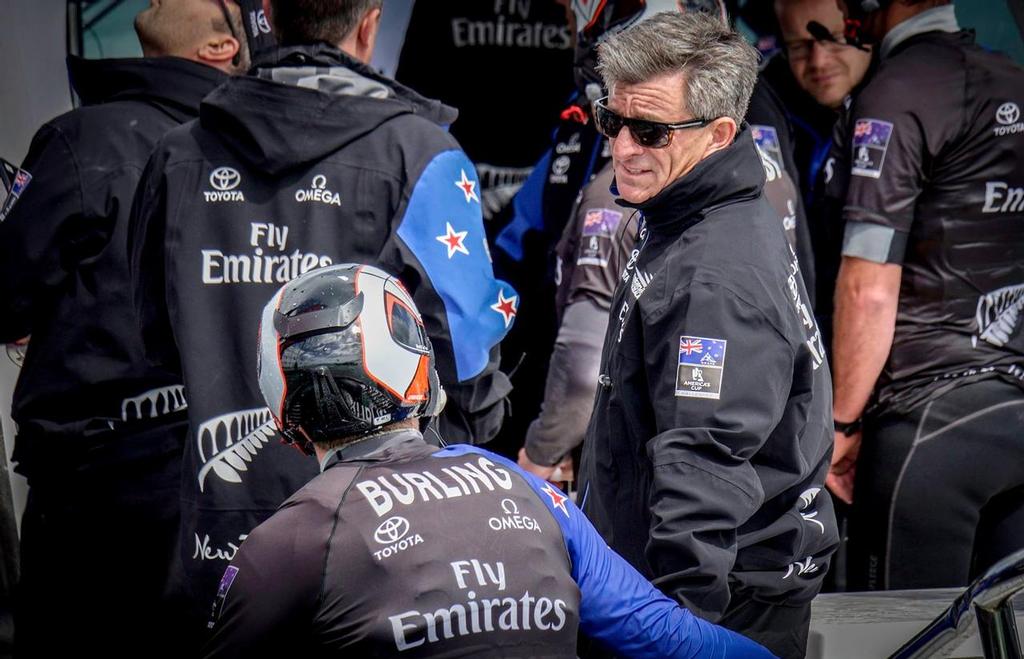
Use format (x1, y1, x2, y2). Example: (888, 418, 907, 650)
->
(851, 118, 894, 179)
(676, 336, 727, 400)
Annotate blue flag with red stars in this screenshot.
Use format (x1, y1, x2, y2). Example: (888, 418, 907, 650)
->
(397, 149, 518, 381)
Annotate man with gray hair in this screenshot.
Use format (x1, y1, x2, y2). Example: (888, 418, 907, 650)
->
(577, 11, 837, 658)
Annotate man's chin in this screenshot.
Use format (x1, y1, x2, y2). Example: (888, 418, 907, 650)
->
(618, 186, 654, 204)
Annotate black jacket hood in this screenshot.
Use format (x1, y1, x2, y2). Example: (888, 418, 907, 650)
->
(199, 44, 459, 176)
(618, 125, 765, 234)
(67, 55, 226, 123)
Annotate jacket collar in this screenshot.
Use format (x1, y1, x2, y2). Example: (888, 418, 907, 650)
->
(617, 125, 765, 234)
(880, 5, 961, 59)
(67, 55, 227, 122)
(320, 428, 426, 471)
(252, 43, 457, 125)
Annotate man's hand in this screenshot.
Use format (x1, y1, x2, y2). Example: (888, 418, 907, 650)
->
(518, 447, 557, 481)
(826, 429, 861, 504)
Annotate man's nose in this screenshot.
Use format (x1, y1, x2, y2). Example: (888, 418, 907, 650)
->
(612, 128, 644, 161)
(809, 40, 831, 69)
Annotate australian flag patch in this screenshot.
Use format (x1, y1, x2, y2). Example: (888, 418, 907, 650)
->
(676, 335, 727, 400)
(581, 208, 623, 237)
(0, 167, 31, 224)
(851, 118, 894, 179)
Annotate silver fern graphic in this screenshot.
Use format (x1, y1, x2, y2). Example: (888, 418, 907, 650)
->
(797, 487, 825, 534)
(783, 556, 819, 580)
(974, 282, 1024, 348)
(5, 344, 26, 368)
(121, 385, 187, 422)
(798, 487, 821, 510)
(196, 407, 277, 491)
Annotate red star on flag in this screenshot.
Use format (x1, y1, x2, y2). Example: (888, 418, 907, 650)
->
(542, 483, 569, 517)
(490, 290, 518, 328)
(435, 221, 470, 258)
(455, 169, 479, 204)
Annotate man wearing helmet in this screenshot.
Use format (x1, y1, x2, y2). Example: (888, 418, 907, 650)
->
(827, 0, 1024, 590)
(202, 263, 774, 659)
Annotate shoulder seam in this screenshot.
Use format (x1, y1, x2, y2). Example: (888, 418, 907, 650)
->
(318, 464, 366, 615)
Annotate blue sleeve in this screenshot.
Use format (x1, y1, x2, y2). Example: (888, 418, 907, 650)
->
(494, 148, 551, 262)
(396, 150, 518, 381)
(436, 446, 776, 659)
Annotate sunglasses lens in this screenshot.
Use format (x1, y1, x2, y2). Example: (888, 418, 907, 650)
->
(595, 104, 623, 138)
(630, 121, 670, 148)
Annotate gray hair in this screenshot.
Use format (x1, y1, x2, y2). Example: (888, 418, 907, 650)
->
(596, 11, 759, 124)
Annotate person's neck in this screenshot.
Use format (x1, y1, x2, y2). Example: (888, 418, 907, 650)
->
(878, 3, 958, 58)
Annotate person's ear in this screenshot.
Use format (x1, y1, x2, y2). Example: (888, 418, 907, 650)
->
(353, 6, 382, 63)
(704, 117, 738, 158)
(198, 34, 241, 69)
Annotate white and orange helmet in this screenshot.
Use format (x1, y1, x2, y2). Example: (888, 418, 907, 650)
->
(257, 264, 445, 453)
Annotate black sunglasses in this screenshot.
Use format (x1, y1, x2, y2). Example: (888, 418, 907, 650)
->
(593, 97, 712, 148)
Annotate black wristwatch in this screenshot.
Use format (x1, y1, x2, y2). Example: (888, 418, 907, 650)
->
(834, 417, 863, 436)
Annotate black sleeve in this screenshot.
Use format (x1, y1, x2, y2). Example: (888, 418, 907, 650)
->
(201, 503, 324, 658)
(0, 125, 83, 342)
(840, 72, 934, 265)
(642, 281, 792, 621)
(436, 345, 512, 445)
(126, 146, 180, 373)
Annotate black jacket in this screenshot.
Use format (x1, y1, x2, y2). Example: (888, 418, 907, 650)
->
(202, 429, 772, 659)
(127, 45, 515, 630)
(0, 56, 224, 467)
(578, 127, 838, 622)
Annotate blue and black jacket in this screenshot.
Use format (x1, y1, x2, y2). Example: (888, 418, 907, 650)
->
(204, 429, 773, 658)
(127, 44, 515, 635)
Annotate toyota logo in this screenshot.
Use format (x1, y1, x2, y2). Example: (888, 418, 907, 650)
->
(500, 498, 519, 515)
(209, 167, 241, 191)
(374, 516, 410, 544)
(551, 156, 571, 176)
(996, 102, 1020, 126)
(311, 174, 327, 190)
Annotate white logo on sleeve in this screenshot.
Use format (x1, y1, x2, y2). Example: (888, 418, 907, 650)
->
(205, 167, 245, 202)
